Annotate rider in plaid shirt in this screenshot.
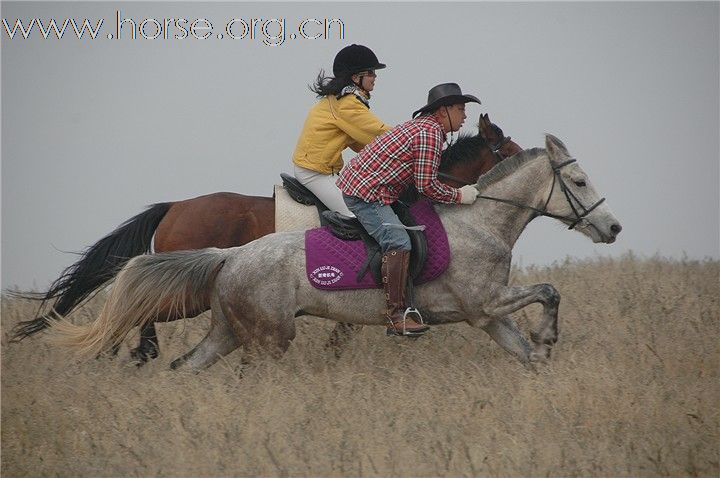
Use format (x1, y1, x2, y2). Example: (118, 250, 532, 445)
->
(337, 83, 481, 337)
(336, 115, 459, 204)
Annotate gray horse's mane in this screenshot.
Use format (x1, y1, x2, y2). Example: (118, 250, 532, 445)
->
(475, 147, 546, 191)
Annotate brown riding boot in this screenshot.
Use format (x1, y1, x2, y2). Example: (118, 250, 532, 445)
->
(382, 249, 429, 337)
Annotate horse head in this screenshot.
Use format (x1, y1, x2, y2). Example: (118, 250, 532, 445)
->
(478, 113, 522, 159)
(439, 115, 521, 188)
(543, 134, 622, 244)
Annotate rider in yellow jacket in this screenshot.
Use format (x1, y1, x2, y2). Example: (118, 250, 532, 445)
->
(293, 45, 390, 216)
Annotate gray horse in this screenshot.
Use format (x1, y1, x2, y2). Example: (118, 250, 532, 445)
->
(49, 135, 622, 370)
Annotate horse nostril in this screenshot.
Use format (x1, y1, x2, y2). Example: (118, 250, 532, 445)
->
(610, 224, 622, 234)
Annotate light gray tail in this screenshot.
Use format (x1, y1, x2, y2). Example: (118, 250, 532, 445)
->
(48, 248, 229, 359)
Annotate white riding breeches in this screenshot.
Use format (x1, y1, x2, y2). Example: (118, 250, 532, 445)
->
(293, 164, 355, 217)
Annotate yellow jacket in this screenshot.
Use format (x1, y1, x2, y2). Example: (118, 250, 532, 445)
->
(293, 94, 390, 175)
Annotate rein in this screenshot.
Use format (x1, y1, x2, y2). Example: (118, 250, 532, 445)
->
(437, 171, 474, 186)
(475, 159, 606, 230)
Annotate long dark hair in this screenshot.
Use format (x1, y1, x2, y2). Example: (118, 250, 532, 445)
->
(310, 69, 355, 97)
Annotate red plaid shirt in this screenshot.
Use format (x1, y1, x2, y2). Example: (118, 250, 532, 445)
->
(336, 115, 460, 205)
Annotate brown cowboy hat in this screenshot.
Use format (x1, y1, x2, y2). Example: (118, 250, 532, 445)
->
(412, 83, 481, 118)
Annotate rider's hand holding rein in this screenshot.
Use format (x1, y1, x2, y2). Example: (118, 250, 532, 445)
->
(459, 185, 479, 204)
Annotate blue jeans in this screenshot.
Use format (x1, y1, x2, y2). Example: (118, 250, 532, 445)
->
(343, 194, 411, 253)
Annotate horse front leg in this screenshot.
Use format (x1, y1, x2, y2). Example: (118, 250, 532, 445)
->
(482, 284, 560, 362)
(468, 316, 533, 364)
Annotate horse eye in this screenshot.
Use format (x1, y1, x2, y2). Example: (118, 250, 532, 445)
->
(574, 180, 586, 187)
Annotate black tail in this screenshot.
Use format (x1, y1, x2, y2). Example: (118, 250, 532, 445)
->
(10, 202, 173, 342)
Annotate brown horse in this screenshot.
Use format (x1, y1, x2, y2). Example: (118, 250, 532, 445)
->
(12, 114, 522, 363)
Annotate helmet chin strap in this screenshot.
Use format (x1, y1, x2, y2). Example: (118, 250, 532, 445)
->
(444, 106, 456, 145)
(353, 75, 370, 98)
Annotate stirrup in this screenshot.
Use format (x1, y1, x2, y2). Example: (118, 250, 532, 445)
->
(403, 307, 424, 325)
(386, 308, 429, 337)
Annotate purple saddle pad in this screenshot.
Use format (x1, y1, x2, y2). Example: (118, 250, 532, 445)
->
(305, 199, 450, 290)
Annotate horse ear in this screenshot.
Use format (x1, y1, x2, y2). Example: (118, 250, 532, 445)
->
(477, 113, 488, 132)
(545, 134, 571, 160)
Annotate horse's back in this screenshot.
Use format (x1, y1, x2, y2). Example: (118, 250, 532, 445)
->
(155, 192, 275, 251)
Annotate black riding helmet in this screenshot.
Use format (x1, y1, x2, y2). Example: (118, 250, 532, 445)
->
(332, 44, 386, 77)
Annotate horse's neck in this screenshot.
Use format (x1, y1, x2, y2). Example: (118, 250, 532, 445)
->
(481, 155, 552, 247)
(444, 154, 553, 249)
(468, 153, 496, 178)
(442, 139, 496, 184)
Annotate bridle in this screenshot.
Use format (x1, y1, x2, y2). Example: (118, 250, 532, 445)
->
(476, 158, 606, 230)
(488, 134, 511, 152)
(480, 123, 515, 163)
(436, 127, 605, 229)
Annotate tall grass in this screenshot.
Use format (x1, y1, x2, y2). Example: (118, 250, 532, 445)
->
(2, 255, 718, 476)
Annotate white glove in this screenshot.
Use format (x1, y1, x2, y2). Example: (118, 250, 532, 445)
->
(459, 185, 479, 204)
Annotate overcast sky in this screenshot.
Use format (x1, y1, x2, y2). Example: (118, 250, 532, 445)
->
(2, 1, 718, 291)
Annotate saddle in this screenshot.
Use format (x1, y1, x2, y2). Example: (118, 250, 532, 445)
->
(320, 207, 428, 286)
(280, 174, 331, 227)
(280, 174, 428, 285)
(304, 199, 450, 293)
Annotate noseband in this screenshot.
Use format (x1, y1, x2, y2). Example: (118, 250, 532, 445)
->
(488, 135, 512, 154)
(476, 159, 606, 230)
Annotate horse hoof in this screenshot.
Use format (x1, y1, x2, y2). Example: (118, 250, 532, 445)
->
(169, 357, 186, 370)
(130, 344, 158, 366)
(529, 344, 551, 363)
(129, 349, 148, 366)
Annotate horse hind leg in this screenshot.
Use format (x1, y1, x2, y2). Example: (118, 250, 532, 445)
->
(171, 309, 297, 371)
(107, 324, 158, 361)
(325, 323, 363, 358)
(129, 323, 160, 365)
(131, 305, 216, 366)
(170, 300, 239, 372)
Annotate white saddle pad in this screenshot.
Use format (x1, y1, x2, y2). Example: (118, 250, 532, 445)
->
(274, 185, 321, 232)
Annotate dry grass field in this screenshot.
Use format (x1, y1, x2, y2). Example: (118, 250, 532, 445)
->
(2, 255, 718, 477)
